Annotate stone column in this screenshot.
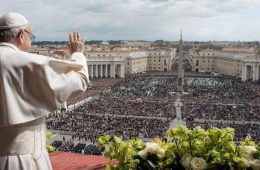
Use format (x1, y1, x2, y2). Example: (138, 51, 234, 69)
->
(253, 65, 260, 81)
(111, 63, 115, 78)
(93, 65, 95, 78)
(100, 64, 103, 78)
(110, 64, 113, 78)
(89, 65, 93, 79)
(88, 65, 91, 79)
(104, 64, 107, 77)
(242, 65, 247, 81)
(175, 101, 183, 120)
(257, 66, 259, 81)
(97, 64, 100, 77)
(120, 64, 125, 78)
(106, 64, 108, 77)
(95, 64, 98, 78)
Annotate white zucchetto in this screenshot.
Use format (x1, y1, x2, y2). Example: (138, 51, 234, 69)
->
(0, 12, 28, 30)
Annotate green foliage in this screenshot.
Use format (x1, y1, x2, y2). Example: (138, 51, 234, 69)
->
(99, 126, 260, 170)
(98, 135, 145, 170)
(46, 131, 55, 152)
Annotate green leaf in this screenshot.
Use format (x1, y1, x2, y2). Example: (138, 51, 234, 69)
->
(46, 145, 55, 152)
(46, 131, 52, 141)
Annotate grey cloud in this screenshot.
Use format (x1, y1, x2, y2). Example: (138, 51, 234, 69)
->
(1, 0, 259, 41)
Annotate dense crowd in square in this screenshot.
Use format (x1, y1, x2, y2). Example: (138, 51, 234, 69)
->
(51, 140, 102, 155)
(47, 72, 260, 153)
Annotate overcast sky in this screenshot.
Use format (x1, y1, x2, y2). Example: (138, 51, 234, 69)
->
(1, 0, 260, 41)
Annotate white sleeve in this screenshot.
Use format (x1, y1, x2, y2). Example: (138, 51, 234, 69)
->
(70, 52, 90, 84)
(0, 51, 90, 125)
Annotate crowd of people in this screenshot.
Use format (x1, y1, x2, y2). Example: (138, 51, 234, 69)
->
(47, 113, 170, 142)
(183, 77, 259, 104)
(75, 96, 175, 118)
(51, 140, 101, 155)
(47, 73, 260, 147)
(67, 78, 122, 105)
(183, 103, 260, 121)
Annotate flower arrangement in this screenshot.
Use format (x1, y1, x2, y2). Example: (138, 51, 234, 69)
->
(98, 125, 260, 170)
(46, 131, 55, 152)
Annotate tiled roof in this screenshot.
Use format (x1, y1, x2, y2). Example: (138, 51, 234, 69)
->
(50, 151, 116, 170)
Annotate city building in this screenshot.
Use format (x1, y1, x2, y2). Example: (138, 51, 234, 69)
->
(190, 47, 260, 81)
(85, 47, 176, 78)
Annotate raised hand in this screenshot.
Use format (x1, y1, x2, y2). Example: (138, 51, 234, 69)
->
(68, 32, 85, 54)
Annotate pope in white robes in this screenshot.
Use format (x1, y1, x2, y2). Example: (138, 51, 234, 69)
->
(0, 12, 89, 170)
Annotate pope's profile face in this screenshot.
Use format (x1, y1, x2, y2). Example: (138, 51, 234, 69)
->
(20, 26, 32, 52)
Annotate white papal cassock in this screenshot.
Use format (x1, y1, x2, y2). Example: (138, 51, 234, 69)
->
(0, 42, 89, 170)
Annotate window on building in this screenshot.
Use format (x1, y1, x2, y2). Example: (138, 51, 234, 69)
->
(196, 60, 199, 66)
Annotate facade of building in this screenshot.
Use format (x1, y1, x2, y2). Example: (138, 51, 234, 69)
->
(85, 48, 176, 78)
(85, 51, 127, 78)
(190, 47, 260, 81)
